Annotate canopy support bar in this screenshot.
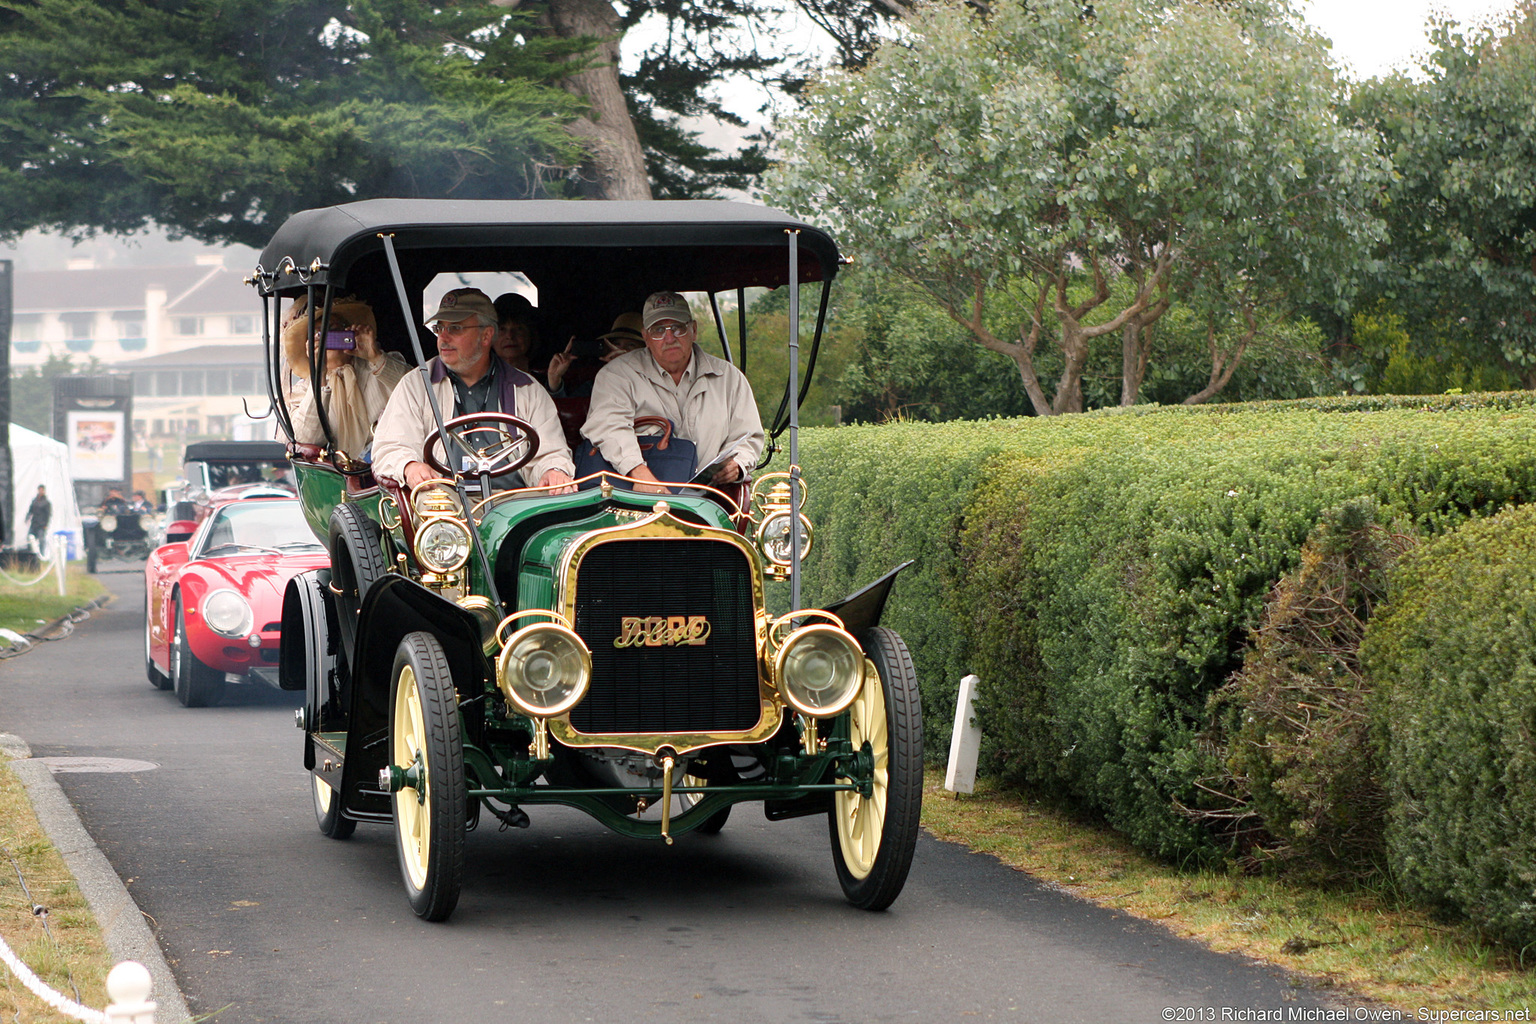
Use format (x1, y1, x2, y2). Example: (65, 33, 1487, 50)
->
(787, 229, 803, 611)
(379, 232, 503, 610)
(708, 293, 733, 365)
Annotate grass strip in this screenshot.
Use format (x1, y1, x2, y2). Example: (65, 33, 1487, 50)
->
(0, 754, 112, 1022)
(0, 566, 110, 639)
(921, 772, 1536, 1013)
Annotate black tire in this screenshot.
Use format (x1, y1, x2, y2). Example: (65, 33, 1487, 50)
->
(389, 632, 466, 922)
(694, 806, 731, 835)
(85, 536, 98, 574)
(328, 504, 388, 663)
(312, 774, 356, 840)
(828, 626, 923, 911)
(172, 598, 225, 708)
(144, 591, 172, 690)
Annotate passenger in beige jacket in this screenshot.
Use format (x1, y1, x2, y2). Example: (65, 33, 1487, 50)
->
(372, 288, 575, 493)
(582, 291, 763, 495)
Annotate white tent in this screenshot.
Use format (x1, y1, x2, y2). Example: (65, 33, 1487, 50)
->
(9, 423, 83, 556)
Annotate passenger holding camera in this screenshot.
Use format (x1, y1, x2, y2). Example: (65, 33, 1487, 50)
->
(287, 297, 409, 458)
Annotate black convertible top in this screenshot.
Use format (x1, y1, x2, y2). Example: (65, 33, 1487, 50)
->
(183, 441, 289, 463)
(253, 199, 841, 300)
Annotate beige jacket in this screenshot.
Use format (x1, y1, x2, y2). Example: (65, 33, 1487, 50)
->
(583, 344, 763, 478)
(291, 352, 410, 455)
(372, 358, 574, 486)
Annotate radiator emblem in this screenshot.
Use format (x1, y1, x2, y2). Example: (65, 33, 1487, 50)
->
(614, 615, 711, 648)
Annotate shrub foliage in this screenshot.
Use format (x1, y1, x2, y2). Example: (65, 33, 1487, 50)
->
(796, 395, 1536, 877)
(1363, 504, 1536, 948)
(1198, 500, 1413, 879)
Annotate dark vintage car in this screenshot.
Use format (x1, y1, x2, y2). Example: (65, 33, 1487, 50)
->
(161, 440, 294, 543)
(83, 493, 155, 572)
(256, 199, 921, 921)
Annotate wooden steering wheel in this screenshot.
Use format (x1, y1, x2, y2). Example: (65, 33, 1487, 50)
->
(424, 412, 540, 479)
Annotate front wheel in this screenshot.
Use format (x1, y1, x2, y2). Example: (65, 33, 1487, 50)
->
(389, 632, 466, 921)
(829, 627, 923, 911)
(172, 599, 225, 708)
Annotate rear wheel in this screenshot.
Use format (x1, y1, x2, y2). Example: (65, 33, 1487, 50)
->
(682, 775, 730, 835)
(829, 627, 923, 911)
(172, 599, 225, 708)
(389, 632, 465, 922)
(312, 774, 356, 840)
(328, 504, 388, 663)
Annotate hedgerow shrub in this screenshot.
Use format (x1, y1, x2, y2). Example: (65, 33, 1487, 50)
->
(1199, 500, 1413, 879)
(793, 419, 1045, 732)
(795, 397, 1536, 862)
(1362, 504, 1536, 948)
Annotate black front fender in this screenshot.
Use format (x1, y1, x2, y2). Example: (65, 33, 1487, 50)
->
(337, 575, 490, 822)
(821, 560, 914, 636)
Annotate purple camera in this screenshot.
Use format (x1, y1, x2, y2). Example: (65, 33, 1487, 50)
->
(324, 329, 356, 350)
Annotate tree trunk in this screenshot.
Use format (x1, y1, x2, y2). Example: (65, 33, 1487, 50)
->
(1051, 325, 1089, 414)
(1182, 311, 1254, 405)
(1120, 318, 1144, 406)
(543, 0, 653, 200)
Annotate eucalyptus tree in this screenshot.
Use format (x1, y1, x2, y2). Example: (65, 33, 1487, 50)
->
(1354, 2, 1536, 386)
(766, 0, 1390, 414)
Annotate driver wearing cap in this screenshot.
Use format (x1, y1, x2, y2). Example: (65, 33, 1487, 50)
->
(372, 287, 576, 493)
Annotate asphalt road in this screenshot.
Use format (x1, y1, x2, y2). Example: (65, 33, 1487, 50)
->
(0, 570, 1338, 1024)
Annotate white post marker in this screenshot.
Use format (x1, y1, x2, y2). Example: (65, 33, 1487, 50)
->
(104, 960, 156, 1024)
(944, 673, 982, 795)
(53, 533, 66, 598)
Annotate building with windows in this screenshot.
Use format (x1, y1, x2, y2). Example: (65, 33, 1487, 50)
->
(10, 255, 270, 443)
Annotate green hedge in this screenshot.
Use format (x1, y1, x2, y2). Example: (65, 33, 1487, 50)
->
(1362, 504, 1536, 947)
(795, 397, 1536, 864)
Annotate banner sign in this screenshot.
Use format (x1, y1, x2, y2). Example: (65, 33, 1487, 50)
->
(67, 409, 126, 481)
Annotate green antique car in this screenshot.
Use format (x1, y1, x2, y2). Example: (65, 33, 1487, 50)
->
(257, 199, 921, 921)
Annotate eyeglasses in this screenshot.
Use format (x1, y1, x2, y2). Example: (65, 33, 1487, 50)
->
(644, 323, 691, 340)
(432, 322, 478, 337)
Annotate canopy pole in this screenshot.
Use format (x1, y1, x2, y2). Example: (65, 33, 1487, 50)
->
(308, 282, 341, 452)
(708, 292, 734, 365)
(737, 287, 747, 374)
(260, 291, 296, 442)
(786, 229, 803, 612)
(379, 232, 502, 610)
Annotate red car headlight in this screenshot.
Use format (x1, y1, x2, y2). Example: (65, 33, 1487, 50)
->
(203, 589, 253, 638)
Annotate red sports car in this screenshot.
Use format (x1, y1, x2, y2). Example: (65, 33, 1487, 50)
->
(144, 497, 328, 707)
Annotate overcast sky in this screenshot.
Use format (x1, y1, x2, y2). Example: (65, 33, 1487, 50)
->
(1303, 0, 1523, 78)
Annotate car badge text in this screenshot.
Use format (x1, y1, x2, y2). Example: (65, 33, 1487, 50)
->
(614, 615, 711, 648)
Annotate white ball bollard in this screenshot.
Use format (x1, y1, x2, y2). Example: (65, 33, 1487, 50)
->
(944, 673, 982, 795)
(103, 960, 156, 1024)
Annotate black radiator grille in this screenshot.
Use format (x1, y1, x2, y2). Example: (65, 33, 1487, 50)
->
(570, 539, 760, 734)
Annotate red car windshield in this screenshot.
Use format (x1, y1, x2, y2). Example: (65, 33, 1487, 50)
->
(197, 501, 324, 558)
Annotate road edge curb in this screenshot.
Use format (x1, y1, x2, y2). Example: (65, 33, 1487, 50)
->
(0, 733, 192, 1024)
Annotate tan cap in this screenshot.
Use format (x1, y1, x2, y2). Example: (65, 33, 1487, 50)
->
(425, 287, 496, 327)
(641, 291, 693, 331)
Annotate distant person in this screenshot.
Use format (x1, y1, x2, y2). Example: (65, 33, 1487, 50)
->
(26, 485, 51, 552)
